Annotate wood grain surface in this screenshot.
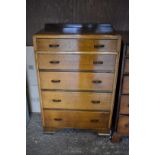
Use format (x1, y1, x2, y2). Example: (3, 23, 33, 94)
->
(44, 110, 110, 129)
(119, 95, 129, 114)
(39, 72, 114, 91)
(117, 116, 129, 135)
(36, 38, 118, 52)
(38, 54, 116, 71)
(42, 91, 112, 110)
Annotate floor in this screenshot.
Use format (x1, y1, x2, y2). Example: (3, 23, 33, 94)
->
(26, 113, 129, 155)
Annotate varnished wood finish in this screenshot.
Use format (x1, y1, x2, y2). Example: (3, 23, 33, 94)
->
(36, 38, 118, 52)
(112, 44, 129, 142)
(44, 110, 110, 130)
(120, 95, 129, 114)
(122, 76, 129, 94)
(42, 91, 112, 110)
(126, 46, 129, 57)
(33, 31, 121, 134)
(124, 58, 129, 74)
(38, 54, 116, 71)
(40, 72, 114, 91)
(117, 116, 129, 135)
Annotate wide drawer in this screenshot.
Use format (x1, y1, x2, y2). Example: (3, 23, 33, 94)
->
(39, 72, 114, 91)
(38, 54, 116, 71)
(36, 39, 118, 52)
(122, 76, 129, 94)
(42, 91, 112, 110)
(120, 95, 129, 114)
(117, 116, 129, 135)
(44, 110, 110, 129)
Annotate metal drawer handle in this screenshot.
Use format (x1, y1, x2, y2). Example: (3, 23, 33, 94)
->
(125, 124, 129, 128)
(51, 80, 61, 83)
(94, 45, 105, 48)
(49, 44, 59, 48)
(52, 99, 61, 102)
(93, 61, 103, 65)
(91, 100, 100, 104)
(92, 80, 102, 84)
(49, 60, 60, 64)
(90, 119, 99, 123)
(54, 118, 62, 121)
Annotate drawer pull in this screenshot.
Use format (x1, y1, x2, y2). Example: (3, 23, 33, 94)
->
(49, 60, 60, 64)
(54, 118, 62, 121)
(93, 61, 103, 65)
(91, 100, 100, 104)
(92, 80, 102, 84)
(94, 45, 105, 48)
(52, 99, 61, 102)
(49, 44, 59, 48)
(51, 80, 61, 83)
(90, 119, 99, 123)
(125, 124, 129, 128)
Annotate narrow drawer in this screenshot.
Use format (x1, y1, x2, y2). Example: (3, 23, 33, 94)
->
(39, 72, 114, 91)
(38, 54, 116, 71)
(42, 91, 112, 110)
(120, 95, 129, 114)
(122, 76, 129, 94)
(124, 58, 129, 74)
(126, 46, 129, 57)
(117, 116, 129, 135)
(36, 39, 118, 52)
(44, 110, 110, 129)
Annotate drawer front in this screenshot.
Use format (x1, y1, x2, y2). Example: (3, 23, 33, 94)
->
(44, 110, 110, 129)
(117, 116, 129, 135)
(124, 58, 129, 74)
(38, 54, 116, 71)
(120, 95, 129, 114)
(40, 72, 114, 91)
(36, 39, 118, 52)
(126, 46, 129, 57)
(122, 76, 129, 94)
(42, 91, 112, 110)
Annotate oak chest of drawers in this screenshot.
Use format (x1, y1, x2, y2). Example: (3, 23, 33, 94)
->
(112, 44, 129, 141)
(33, 24, 121, 135)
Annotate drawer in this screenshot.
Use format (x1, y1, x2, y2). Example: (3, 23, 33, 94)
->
(122, 76, 129, 94)
(124, 58, 129, 74)
(38, 54, 116, 71)
(126, 46, 129, 57)
(36, 39, 118, 52)
(44, 110, 110, 129)
(120, 95, 129, 114)
(40, 72, 114, 91)
(42, 91, 112, 110)
(117, 116, 129, 135)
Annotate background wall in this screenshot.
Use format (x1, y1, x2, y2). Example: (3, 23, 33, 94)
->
(27, 0, 129, 45)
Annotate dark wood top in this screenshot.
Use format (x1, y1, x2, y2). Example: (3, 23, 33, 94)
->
(36, 23, 114, 35)
(34, 24, 129, 44)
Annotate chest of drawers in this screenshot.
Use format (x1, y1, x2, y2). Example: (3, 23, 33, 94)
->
(33, 25, 121, 135)
(112, 44, 129, 141)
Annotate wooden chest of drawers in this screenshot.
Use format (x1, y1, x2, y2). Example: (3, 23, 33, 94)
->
(112, 44, 129, 141)
(33, 28, 121, 135)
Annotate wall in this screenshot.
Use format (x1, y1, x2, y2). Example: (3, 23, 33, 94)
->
(27, 0, 129, 45)
(26, 47, 40, 112)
